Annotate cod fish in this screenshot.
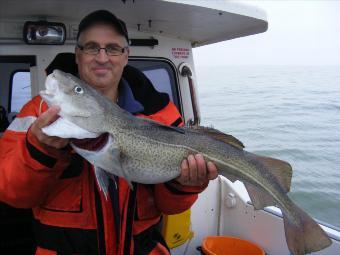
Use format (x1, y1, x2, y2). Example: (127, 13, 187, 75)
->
(40, 70, 331, 255)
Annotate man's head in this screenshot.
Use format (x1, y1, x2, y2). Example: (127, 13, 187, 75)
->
(75, 10, 130, 100)
(77, 10, 129, 43)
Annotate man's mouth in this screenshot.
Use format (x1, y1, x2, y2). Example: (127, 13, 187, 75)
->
(93, 67, 110, 75)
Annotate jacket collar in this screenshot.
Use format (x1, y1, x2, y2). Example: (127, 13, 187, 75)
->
(117, 78, 144, 114)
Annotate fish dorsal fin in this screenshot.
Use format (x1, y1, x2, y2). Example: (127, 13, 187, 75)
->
(251, 155, 292, 193)
(156, 123, 185, 134)
(138, 117, 185, 134)
(192, 126, 244, 150)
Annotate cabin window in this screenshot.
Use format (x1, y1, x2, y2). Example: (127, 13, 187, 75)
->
(0, 56, 35, 123)
(128, 59, 181, 112)
(143, 68, 174, 102)
(10, 71, 31, 113)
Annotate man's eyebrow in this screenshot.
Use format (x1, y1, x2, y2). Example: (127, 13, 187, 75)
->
(83, 41, 99, 46)
(106, 43, 123, 47)
(82, 41, 122, 47)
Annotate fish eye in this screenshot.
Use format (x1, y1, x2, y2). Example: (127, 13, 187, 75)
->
(74, 86, 84, 94)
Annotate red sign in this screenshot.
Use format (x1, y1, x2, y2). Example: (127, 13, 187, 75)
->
(171, 47, 190, 59)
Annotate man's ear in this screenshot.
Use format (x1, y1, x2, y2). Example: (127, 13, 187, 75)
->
(123, 48, 130, 66)
(75, 47, 80, 64)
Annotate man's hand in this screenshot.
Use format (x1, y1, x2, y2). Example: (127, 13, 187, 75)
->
(176, 154, 218, 186)
(30, 106, 69, 149)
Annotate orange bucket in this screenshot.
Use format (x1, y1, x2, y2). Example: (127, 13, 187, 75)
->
(201, 236, 265, 255)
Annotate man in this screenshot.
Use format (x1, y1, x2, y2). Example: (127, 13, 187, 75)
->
(0, 10, 217, 255)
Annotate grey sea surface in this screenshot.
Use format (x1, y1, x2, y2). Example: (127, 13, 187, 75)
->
(195, 65, 340, 228)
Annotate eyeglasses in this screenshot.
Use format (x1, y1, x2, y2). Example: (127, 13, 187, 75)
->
(77, 43, 128, 56)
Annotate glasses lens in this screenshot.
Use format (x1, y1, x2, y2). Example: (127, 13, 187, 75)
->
(83, 43, 100, 55)
(106, 45, 124, 56)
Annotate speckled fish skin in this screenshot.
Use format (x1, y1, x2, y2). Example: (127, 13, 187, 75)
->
(40, 70, 332, 255)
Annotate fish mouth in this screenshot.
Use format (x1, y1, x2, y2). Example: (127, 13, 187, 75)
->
(72, 133, 109, 151)
(40, 73, 58, 99)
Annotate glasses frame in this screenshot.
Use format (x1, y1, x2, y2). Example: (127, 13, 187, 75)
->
(77, 44, 128, 56)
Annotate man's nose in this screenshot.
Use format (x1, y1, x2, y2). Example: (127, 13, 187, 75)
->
(95, 48, 109, 63)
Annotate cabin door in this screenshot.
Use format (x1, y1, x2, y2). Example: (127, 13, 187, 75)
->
(0, 55, 36, 255)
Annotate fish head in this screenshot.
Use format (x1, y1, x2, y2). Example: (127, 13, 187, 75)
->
(40, 69, 108, 133)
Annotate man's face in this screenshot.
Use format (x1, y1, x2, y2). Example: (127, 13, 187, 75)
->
(75, 23, 129, 94)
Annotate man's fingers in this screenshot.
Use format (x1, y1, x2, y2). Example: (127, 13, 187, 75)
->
(29, 106, 70, 149)
(207, 161, 219, 180)
(176, 156, 218, 186)
(37, 106, 61, 128)
(179, 159, 190, 183)
(195, 154, 207, 183)
(187, 154, 197, 182)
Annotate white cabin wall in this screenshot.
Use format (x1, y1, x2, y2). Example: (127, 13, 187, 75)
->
(0, 27, 199, 123)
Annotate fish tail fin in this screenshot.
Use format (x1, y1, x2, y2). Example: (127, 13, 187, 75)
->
(283, 202, 332, 255)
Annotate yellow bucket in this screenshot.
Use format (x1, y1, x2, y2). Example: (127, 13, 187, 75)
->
(201, 236, 265, 255)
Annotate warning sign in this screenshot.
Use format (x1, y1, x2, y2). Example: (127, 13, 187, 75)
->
(171, 48, 190, 59)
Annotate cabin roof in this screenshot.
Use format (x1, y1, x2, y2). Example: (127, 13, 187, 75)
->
(0, 0, 268, 47)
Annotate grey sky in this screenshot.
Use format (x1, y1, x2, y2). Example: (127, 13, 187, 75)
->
(193, 0, 340, 66)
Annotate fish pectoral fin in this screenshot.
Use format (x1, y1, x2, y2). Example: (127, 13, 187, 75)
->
(94, 167, 110, 200)
(117, 155, 134, 190)
(191, 126, 244, 150)
(244, 183, 276, 210)
(94, 141, 134, 189)
(251, 155, 292, 193)
(72, 134, 135, 189)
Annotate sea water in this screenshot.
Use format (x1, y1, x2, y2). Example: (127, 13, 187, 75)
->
(196, 65, 340, 228)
